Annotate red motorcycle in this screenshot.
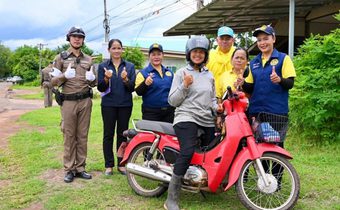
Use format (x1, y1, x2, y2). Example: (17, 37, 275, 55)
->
(121, 88, 300, 210)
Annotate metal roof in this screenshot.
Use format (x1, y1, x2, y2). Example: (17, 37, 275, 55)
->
(163, 0, 339, 36)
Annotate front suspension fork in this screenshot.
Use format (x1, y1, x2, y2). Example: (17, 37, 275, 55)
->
(255, 159, 270, 186)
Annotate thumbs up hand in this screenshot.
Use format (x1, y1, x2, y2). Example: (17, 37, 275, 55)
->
(64, 63, 76, 79)
(104, 67, 113, 79)
(270, 65, 281, 84)
(183, 71, 193, 88)
(49, 67, 62, 77)
(145, 73, 154, 86)
(86, 66, 96, 82)
(121, 67, 129, 82)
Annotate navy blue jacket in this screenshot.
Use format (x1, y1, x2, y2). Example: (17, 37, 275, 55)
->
(97, 59, 136, 107)
(137, 63, 173, 108)
(249, 49, 288, 114)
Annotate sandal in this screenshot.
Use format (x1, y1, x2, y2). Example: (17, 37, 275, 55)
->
(104, 168, 113, 176)
(117, 167, 126, 175)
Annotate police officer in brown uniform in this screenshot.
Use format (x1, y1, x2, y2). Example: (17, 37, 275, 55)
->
(50, 26, 97, 183)
(41, 62, 53, 107)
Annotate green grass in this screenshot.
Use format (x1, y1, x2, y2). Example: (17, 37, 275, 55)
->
(0, 96, 339, 209)
(15, 92, 44, 99)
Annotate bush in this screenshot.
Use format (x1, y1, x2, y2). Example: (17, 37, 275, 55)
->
(290, 27, 340, 144)
(122, 46, 145, 69)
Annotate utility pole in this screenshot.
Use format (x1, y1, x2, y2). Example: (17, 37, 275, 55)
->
(197, 0, 204, 10)
(103, 0, 110, 59)
(37, 43, 47, 75)
(103, 0, 110, 42)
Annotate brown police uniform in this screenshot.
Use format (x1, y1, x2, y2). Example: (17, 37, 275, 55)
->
(41, 66, 53, 107)
(51, 48, 96, 173)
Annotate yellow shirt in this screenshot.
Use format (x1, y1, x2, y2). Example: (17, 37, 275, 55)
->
(216, 70, 239, 98)
(207, 46, 236, 83)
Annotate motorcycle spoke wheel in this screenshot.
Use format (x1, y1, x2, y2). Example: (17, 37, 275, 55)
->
(126, 143, 167, 197)
(236, 153, 300, 210)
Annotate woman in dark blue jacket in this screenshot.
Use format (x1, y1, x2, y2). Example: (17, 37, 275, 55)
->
(97, 39, 136, 175)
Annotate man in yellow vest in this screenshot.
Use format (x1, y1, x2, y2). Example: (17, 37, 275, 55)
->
(207, 26, 236, 90)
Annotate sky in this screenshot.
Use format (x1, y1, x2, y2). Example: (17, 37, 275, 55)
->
(0, 0, 212, 54)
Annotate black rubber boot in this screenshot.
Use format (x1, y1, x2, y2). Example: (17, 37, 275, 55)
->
(164, 174, 182, 210)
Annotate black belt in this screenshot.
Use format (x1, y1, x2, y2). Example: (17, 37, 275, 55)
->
(63, 91, 91, 101)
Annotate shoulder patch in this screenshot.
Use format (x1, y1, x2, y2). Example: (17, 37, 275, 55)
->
(60, 51, 70, 60)
(165, 71, 172, 77)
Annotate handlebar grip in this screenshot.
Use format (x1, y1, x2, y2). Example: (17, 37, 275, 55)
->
(227, 86, 233, 98)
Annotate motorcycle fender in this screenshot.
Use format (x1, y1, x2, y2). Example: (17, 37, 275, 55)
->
(224, 143, 293, 191)
(120, 133, 155, 166)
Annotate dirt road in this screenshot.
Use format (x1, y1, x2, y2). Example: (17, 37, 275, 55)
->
(0, 82, 45, 148)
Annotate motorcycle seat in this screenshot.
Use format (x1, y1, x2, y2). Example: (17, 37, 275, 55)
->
(136, 120, 176, 136)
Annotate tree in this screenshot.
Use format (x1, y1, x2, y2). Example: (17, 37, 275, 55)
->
(54, 43, 94, 56)
(7, 45, 40, 81)
(236, 32, 254, 49)
(289, 15, 340, 143)
(0, 43, 11, 77)
(122, 46, 145, 69)
(41, 48, 57, 68)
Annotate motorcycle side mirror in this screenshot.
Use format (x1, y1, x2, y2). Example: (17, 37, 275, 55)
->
(222, 86, 233, 101)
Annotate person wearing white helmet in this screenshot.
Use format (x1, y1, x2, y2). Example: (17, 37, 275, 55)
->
(50, 26, 96, 183)
(166, 36, 223, 210)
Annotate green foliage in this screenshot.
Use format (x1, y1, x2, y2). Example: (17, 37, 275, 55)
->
(40, 48, 57, 67)
(0, 43, 12, 77)
(290, 28, 340, 143)
(122, 46, 145, 69)
(93, 53, 103, 64)
(53, 43, 94, 56)
(236, 32, 254, 49)
(8, 45, 39, 81)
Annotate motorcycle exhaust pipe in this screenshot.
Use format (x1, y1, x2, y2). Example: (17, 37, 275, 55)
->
(126, 163, 171, 183)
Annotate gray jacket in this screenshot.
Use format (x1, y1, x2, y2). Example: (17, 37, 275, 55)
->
(168, 64, 218, 127)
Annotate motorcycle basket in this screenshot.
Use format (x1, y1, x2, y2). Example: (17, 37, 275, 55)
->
(253, 112, 289, 143)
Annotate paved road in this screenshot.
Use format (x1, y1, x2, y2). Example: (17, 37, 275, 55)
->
(0, 82, 44, 113)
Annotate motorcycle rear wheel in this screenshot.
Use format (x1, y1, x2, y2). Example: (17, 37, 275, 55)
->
(235, 153, 300, 210)
(126, 143, 168, 197)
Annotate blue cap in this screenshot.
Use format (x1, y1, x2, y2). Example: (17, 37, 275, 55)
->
(253, 25, 275, 37)
(149, 43, 163, 54)
(217, 26, 234, 37)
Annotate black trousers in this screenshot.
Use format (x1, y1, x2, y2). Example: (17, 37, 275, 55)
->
(173, 122, 215, 176)
(101, 106, 132, 168)
(142, 106, 175, 123)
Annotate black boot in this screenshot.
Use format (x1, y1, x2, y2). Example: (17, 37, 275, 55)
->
(164, 174, 182, 210)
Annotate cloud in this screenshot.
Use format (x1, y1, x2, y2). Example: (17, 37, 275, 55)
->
(0, 0, 211, 52)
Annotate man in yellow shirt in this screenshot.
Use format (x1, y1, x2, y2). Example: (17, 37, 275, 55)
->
(207, 26, 236, 89)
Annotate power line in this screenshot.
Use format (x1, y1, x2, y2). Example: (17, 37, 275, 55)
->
(134, 0, 158, 44)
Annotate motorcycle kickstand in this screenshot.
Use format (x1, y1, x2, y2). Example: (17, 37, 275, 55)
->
(199, 191, 207, 199)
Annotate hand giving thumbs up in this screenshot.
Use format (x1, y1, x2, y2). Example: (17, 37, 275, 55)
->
(270, 65, 281, 84)
(64, 63, 75, 79)
(183, 71, 193, 88)
(121, 67, 129, 82)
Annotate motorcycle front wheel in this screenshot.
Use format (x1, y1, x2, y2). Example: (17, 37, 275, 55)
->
(235, 153, 300, 210)
(126, 143, 168, 197)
